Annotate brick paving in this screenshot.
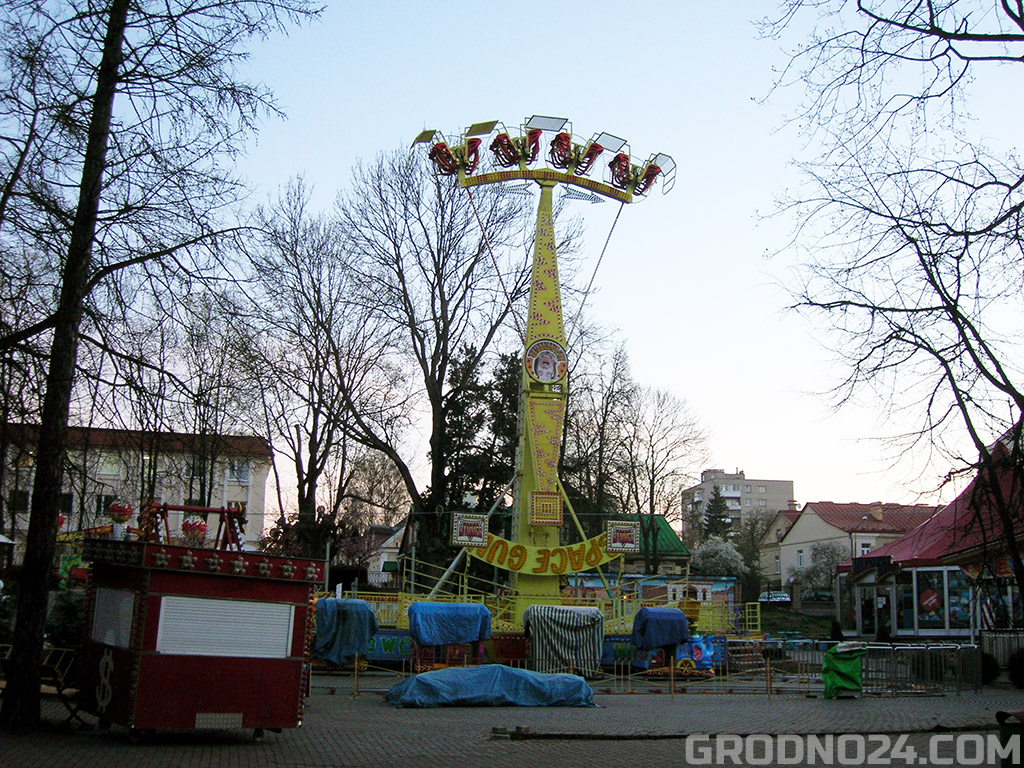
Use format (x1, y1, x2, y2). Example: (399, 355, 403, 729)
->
(2, 676, 1022, 768)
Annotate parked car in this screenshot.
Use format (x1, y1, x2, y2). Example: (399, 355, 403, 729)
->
(758, 591, 791, 603)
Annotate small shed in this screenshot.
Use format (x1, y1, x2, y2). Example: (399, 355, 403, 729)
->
(523, 604, 603, 677)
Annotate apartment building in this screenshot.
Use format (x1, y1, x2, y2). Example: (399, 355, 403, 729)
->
(1, 423, 272, 560)
(681, 468, 795, 527)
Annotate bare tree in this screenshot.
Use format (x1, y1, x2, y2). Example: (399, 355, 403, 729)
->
(243, 178, 395, 558)
(733, 511, 776, 599)
(0, 270, 46, 550)
(0, 0, 320, 731)
(339, 450, 410, 529)
(763, 1, 1024, 599)
(260, 444, 410, 569)
(333, 151, 541, 572)
(616, 387, 709, 574)
(802, 540, 848, 596)
(562, 342, 635, 537)
(171, 290, 255, 506)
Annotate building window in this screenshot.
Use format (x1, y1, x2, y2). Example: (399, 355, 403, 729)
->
(58, 492, 73, 517)
(758, 499, 767, 507)
(744, 485, 751, 493)
(757, 485, 767, 494)
(189, 457, 204, 478)
(141, 454, 165, 474)
(859, 541, 872, 557)
(774, 555, 780, 574)
(97, 454, 120, 477)
(743, 498, 751, 507)
(797, 549, 804, 568)
(95, 494, 116, 518)
(228, 459, 250, 483)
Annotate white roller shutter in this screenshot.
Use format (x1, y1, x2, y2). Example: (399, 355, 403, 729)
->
(156, 595, 295, 658)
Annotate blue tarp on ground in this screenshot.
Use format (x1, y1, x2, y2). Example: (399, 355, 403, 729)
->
(384, 664, 596, 708)
(630, 607, 691, 650)
(407, 602, 491, 646)
(314, 598, 379, 665)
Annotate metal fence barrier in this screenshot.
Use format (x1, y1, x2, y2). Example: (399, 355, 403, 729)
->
(861, 643, 982, 696)
(310, 640, 983, 698)
(981, 631, 1023, 667)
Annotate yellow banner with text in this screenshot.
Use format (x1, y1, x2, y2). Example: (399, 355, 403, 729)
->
(466, 532, 620, 575)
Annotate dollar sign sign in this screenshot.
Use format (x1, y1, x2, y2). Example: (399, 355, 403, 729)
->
(95, 649, 114, 714)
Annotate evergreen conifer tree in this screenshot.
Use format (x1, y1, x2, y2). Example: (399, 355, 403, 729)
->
(702, 485, 731, 540)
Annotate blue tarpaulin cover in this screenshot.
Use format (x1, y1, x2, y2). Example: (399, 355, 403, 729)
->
(314, 598, 379, 665)
(630, 607, 691, 650)
(407, 602, 492, 646)
(385, 664, 596, 708)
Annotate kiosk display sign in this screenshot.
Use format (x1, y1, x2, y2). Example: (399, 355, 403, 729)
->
(605, 521, 641, 553)
(451, 513, 488, 548)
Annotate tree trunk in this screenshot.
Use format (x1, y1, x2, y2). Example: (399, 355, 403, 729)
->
(0, 0, 129, 731)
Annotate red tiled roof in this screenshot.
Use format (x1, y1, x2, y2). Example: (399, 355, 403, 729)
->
(804, 501, 939, 534)
(3, 422, 271, 458)
(859, 508, 954, 568)
(938, 451, 1024, 562)
(853, 441, 1024, 568)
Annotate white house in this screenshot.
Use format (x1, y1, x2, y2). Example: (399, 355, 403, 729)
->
(775, 501, 938, 593)
(1, 423, 272, 559)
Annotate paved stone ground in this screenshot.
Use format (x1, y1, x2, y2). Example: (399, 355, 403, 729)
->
(3, 677, 1023, 768)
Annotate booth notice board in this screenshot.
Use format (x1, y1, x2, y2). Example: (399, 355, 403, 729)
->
(78, 539, 324, 733)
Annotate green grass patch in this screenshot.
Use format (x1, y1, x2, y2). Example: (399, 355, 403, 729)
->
(758, 605, 835, 638)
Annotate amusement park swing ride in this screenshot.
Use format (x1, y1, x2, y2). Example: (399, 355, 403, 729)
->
(411, 116, 681, 629)
(64, 119, 718, 730)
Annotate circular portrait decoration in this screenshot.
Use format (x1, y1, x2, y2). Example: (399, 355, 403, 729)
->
(525, 340, 567, 383)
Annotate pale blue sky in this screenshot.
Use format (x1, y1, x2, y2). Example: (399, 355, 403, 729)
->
(235, 1, 971, 507)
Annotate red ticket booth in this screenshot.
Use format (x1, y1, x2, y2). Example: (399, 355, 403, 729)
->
(78, 536, 323, 736)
